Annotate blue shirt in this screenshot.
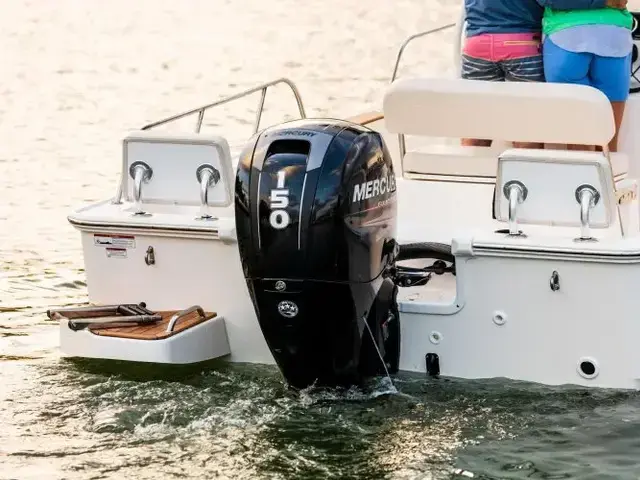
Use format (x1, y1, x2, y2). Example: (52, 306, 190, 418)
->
(464, 0, 608, 37)
(549, 25, 633, 57)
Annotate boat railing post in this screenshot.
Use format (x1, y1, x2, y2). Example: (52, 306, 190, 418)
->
(398, 134, 406, 172)
(602, 144, 626, 237)
(196, 108, 205, 133)
(254, 87, 268, 134)
(452, 7, 466, 78)
(112, 172, 124, 205)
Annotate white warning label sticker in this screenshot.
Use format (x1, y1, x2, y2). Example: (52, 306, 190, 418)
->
(105, 247, 127, 259)
(94, 234, 136, 249)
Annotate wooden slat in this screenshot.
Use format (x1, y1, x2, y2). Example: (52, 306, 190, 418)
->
(346, 110, 384, 126)
(87, 310, 217, 340)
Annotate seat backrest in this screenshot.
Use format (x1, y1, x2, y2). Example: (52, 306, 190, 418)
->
(121, 130, 234, 207)
(383, 77, 615, 147)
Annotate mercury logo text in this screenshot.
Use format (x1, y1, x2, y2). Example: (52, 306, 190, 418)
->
(352, 175, 396, 203)
(277, 130, 316, 137)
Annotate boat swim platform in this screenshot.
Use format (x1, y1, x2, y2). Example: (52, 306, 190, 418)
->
(52, 304, 231, 364)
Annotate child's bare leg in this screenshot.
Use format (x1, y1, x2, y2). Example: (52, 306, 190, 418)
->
(571, 102, 626, 153)
(609, 101, 626, 153)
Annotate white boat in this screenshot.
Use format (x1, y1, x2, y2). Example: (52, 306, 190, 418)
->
(49, 13, 640, 390)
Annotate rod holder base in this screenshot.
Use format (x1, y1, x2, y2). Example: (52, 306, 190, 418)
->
(129, 161, 154, 216)
(575, 184, 600, 242)
(503, 180, 528, 237)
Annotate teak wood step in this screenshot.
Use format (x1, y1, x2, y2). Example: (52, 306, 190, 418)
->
(49, 304, 216, 341)
(89, 310, 217, 340)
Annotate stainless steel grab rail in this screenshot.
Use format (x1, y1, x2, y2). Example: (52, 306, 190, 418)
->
(140, 77, 306, 134)
(166, 305, 207, 333)
(390, 23, 458, 83)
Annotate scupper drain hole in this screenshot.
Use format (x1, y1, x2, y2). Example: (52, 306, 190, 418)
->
(580, 361, 595, 376)
(577, 357, 599, 379)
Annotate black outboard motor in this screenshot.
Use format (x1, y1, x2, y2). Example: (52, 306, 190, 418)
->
(235, 119, 401, 390)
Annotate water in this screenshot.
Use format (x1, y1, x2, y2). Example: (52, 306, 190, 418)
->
(2, 0, 640, 478)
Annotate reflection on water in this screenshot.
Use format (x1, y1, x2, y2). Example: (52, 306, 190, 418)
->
(3, 0, 640, 478)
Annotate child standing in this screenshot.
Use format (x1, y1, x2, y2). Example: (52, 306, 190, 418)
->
(461, 0, 626, 148)
(542, 5, 633, 151)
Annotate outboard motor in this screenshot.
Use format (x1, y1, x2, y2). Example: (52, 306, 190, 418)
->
(235, 119, 400, 390)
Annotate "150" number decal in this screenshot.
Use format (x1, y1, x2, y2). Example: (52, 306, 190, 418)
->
(269, 170, 290, 229)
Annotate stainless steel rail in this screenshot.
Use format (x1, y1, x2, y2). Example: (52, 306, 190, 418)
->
(390, 23, 458, 83)
(166, 305, 207, 333)
(140, 77, 307, 134)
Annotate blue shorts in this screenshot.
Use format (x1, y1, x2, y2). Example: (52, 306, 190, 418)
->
(543, 36, 632, 102)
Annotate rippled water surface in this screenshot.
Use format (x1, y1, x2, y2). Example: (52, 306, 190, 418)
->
(2, 1, 640, 478)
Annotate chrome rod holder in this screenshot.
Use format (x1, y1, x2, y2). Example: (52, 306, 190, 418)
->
(503, 180, 528, 236)
(575, 184, 600, 241)
(129, 161, 153, 216)
(196, 164, 220, 220)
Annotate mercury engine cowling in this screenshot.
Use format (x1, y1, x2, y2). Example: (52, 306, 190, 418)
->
(235, 118, 400, 390)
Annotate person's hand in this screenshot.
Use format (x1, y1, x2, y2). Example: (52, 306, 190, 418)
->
(606, 0, 628, 9)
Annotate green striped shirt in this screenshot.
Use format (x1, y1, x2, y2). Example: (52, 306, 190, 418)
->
(543, 7, 633, 36)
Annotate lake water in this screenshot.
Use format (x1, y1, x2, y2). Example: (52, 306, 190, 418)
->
(2, 0, 640, 478)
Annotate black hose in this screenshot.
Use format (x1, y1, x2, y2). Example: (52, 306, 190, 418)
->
(397, 242, 455, 263)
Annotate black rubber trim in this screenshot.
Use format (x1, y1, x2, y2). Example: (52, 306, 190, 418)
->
(397, 242, 454, 262)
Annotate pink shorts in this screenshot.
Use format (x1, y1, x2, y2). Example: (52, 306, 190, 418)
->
(463, 33, 542, 62)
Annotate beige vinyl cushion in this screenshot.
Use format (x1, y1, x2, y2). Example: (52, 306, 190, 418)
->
(383, 77, 615, 146)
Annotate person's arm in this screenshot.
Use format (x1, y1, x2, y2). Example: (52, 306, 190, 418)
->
(536, 0, 625, 8)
